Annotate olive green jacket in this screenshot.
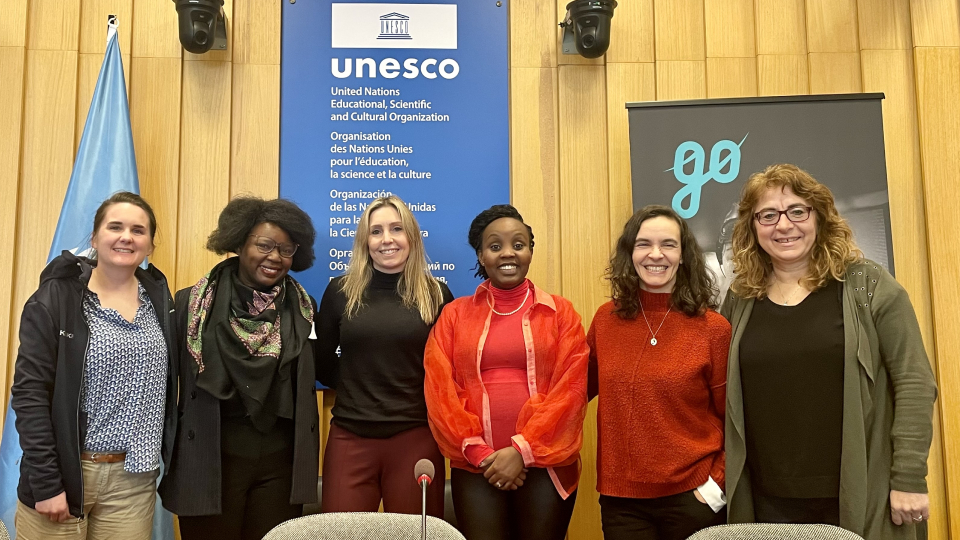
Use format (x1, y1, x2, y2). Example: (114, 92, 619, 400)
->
(720, 260, 937, 540)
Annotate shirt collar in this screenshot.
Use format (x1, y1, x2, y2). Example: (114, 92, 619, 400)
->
(472, 280, 556, 312)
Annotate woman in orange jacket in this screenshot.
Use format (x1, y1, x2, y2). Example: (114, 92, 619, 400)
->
(424, 204, 589, 540)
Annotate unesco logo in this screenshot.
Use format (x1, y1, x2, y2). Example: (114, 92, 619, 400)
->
(378, 12, 412, 40)
(667, 134, 748, 219)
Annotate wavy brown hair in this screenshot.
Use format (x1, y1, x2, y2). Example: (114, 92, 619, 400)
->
(730, 163, 863, 299)
(341, 195, 444, 324)
(607, 205, 717, 318)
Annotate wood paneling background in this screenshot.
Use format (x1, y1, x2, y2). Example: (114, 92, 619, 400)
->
(0, 0, 957, 538)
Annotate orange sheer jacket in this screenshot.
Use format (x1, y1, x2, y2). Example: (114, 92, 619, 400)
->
(423, 281, 589, 499)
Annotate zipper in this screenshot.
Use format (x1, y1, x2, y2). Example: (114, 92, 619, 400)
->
(74, 284, 91, 520)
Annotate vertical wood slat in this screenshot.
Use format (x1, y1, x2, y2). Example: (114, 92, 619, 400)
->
(511, 67, 561, 294)
(704, 0, 756, 58)
(8, 49, 79, 405)
(706, 57, 758, 98)
(914, 46, 960, 540)
(131, 57, 182, 282)
(804, 0, 859, 52)
(606, 63, 655, 244)
(176, 60, 232, 290)
(755, 0, 808, 55)
(654, 0, 706, 61)
(605, 0, 654, 63)
(232, 0, 280, 65)
(808, 52, 862, 93)
(132, 0, 183, 58)
(909, 0, 960, 47)
(510, 0, 557, 68)
(757, 54, 809, 95)
(0, 0, 29, 47)
(861, 48, 949, 540)
(656, 61, 707, 100)
(27, 0, 81, 51)
(0, 47, 26, 419)
(857, 0, 913, 50)
(558, 64, 609, 540)
(230, 64, 279, 199)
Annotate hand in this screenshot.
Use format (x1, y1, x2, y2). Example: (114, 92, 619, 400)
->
(480, 447, 525, 490)
(693, 488, 706, 504)
(499, 469, 528, 491)
(890, 490, 930, 525)
(35, 492, 73, 522)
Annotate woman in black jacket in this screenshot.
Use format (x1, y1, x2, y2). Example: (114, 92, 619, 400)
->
(12, 192, 177, 540)
(159, 197, 319, 540)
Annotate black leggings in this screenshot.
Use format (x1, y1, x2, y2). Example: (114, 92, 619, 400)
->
(450, 467, 577, 540)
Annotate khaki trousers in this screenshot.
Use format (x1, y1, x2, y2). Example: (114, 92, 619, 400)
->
(15, 460, 159, 540)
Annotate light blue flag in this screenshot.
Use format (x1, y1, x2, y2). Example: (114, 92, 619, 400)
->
(0, 18, 174, 540)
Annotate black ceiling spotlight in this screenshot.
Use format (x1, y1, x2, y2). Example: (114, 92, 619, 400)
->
(174, 0, 227, 54)
(560, 0, 617, 59)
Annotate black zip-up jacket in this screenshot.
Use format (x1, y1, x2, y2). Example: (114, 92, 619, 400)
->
(10, 251, 178, 518)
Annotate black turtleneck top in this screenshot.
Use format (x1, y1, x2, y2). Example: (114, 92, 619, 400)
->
(316, 269, 454, 438)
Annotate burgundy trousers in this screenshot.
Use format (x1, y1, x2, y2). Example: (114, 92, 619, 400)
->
(321, 424, 445, 517)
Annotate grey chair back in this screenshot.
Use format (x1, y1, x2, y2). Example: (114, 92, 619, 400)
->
(264, 512, 465, 540)
(688, 524, 865, 540)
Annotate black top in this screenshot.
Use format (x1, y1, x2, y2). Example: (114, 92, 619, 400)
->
(740, 280, 844, 498)
(316, 269, 454, 438)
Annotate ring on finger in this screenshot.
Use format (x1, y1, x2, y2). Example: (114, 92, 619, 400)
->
(913, 516, 924, 522)
(496, 481, 502, 488)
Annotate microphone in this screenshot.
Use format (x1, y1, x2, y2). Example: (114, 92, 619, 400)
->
(414, 459, 435, 540)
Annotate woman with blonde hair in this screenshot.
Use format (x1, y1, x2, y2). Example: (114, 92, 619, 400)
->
(721, 164, 937, 539)
(316, 194, 453, 516)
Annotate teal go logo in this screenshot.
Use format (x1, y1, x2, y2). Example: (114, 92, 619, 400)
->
(666, 134, 748, 218)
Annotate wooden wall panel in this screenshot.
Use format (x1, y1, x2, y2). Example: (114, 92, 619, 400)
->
(862, 48, 948, 539)
(132, 0, 182, 58)
(8, 50, 79, 406)
(606, 63, 655, 243)
(757, 54, 809, 95)
(176, 60, 232, 290)
(79, 0, 132, 54)
(808, 52, 862, 93)
(0, 0, 28, 47)
(704, 0, 756, 58)
(707, 57, 758, 97)
(510, 0, 557, 67)
(131, 57, 182, 281)
(558, 64, 609, 540)
(605, 0, 654, 63)
(909, 0, 960, 47)
(857, 0, 912, 50)
(755, 0, 808, 54)
(914, 46, 960, 540)
(511, 68, 561, 293)
(27, 0, 80, 51)
(654, 0, 705, 61)
(230, 64, 280, 199)
(0, 47, 25, 418)
(232, 0, 280, 65)
(656, 60, 707, 100)
(805, 0, 859, 53)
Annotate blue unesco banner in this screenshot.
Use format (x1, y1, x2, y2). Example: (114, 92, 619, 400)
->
(280, 1, 509, 298)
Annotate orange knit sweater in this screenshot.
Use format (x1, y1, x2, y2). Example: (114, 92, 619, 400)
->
(587, 290, 730, 499)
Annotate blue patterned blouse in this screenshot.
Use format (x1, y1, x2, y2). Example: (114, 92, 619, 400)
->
(80, 281, 168, 473)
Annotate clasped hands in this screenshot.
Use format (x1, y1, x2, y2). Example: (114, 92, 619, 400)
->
(479, 447, 527, 491)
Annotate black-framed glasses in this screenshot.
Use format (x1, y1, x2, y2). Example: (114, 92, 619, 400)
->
(754, 206, 813, 226)
(248, 235, 298, 258)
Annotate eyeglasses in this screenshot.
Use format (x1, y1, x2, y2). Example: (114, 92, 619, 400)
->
(754, 206, 813, 226)
(248, 235, 298, 258)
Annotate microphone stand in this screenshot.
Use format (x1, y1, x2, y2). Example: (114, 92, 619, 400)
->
(420, 477, 428, 540)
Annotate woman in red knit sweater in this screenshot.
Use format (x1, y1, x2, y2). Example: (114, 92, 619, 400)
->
(424, 204, 589, 540)
(588, 205, 731, 540)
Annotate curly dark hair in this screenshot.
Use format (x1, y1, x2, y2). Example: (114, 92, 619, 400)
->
(207, 196, 316, 272)
(607, 205, 717, 318)
(467, 204, 535, 279)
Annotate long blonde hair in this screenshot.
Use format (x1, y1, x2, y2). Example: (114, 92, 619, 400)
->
(730, 164, 862, 299)
(341, 195, 444, 323)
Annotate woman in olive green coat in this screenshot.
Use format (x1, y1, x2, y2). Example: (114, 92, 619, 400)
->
(720, 164, 937, 540)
